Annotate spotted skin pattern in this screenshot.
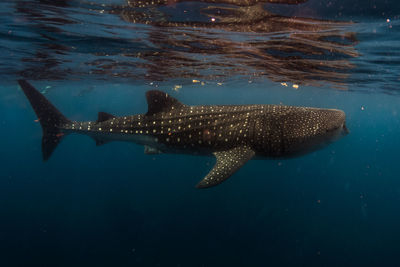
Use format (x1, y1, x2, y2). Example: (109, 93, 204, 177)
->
(197, 146, 255, 188)
(18, 80, 347, 188)
(64, 95, 346, 159)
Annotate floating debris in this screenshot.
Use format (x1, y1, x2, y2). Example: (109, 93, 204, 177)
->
(41, 85, 52, 94)
(173, 85, 182, 92)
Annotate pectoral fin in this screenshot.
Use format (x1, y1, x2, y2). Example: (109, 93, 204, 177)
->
(196, 146, 255, 189)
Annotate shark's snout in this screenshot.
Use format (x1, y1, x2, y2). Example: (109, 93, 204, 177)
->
(342, 122, 349, 135)
(323, 109, 347, 138)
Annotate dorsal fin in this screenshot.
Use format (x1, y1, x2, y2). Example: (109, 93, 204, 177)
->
(97, 112, 115, 123)
(145, 90, 185, 116)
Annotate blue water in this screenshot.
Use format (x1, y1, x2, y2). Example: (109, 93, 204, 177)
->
(1, 1, 400, 266)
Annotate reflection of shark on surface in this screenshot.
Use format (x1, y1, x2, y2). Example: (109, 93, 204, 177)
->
(114, 0, 358, 86)
(127, 0, 308, 7)
(19, 80, 348, 188)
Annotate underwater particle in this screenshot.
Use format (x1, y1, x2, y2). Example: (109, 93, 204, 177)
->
(217, 82, 223, 86)
(201, 82, 205, 86)
(40, 85, 52, 94)
(192, 79, 200, 83)
(211, 17, 216, 22)
(173, 85, 182, 92)
(387, 18, 390, 22)
(317, 199, 321, 204)
(292, 84, 299, 89)
(281, 82, 288, 87)
(361, 106, 365, 111)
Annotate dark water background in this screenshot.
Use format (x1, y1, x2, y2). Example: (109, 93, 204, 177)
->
(1, 0, 400, 266)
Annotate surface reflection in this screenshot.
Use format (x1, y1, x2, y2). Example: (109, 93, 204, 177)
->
(15, 0, 358, 88)
(115, 1, 358, 87)
(126, 0, 308, 7)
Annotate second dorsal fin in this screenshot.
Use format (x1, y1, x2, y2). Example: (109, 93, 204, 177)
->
(97, 112, 115, 123)
(145, 90, 185, 116)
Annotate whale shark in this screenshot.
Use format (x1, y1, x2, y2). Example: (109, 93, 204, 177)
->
(18, 80, 347, 188)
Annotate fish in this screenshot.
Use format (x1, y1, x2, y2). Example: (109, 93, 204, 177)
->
(18, 80, 348, 189)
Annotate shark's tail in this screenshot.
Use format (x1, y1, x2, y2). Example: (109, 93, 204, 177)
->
(18, 80, 71, 161)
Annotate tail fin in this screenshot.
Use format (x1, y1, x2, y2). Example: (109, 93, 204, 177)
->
(18, 80, 71, 161)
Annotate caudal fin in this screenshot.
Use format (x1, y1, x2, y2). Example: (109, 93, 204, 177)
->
(18, 80, 71, 161)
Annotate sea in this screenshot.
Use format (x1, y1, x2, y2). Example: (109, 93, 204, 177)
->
(1, 0, 400, 266)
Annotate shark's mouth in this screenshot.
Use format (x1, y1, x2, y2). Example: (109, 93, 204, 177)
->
(342, 122, 349, 135)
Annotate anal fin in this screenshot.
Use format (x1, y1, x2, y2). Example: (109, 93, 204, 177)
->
(196, 146, 255, 189)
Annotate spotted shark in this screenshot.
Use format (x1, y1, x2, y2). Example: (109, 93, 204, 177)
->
(18, 80, 347, 188)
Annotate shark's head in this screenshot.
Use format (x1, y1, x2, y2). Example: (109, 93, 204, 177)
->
(319, 109, 348, 140)
(307, 108, 348, 152)
(280, 108, 348, 156)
